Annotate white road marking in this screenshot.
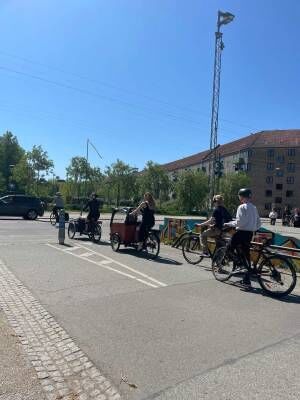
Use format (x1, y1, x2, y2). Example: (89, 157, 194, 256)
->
(46, 243, 160, 289)
(63, 246, 81, 252)
(98, 260, 113, 265)
(79, 252, 94, 257)
(78, 243, 167, 287)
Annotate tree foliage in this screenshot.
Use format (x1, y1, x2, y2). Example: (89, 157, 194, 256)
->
(0, 131, 24, 192)
(175, 170, 209, 213)
(138, 161, 170, 204)
(219, 172, 251, 215)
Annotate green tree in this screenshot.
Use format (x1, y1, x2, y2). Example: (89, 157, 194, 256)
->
(0, 131, 24, 191)
(12, 155, 35, 193)
(105, 160, 138, 206)
(138, 161, 170, 204)
(175, 170, 209, 214)
(27, 145, 54, 194)
(219, 172, 251, 215)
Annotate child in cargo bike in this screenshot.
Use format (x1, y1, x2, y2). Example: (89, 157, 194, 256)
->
(130, 192, 155, 250)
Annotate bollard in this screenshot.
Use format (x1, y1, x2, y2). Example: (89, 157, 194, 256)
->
(58, 209, 65, 245)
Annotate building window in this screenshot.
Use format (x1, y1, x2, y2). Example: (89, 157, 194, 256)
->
(276, 184, 283, 190)
(202, 167, 206, 173)
(275, 197, 282, 204)
(267, 149, 274, 158)
(265, 190, 272, 197)
(287, 148, 296, 157)
(277, 155, 285, 163)
(276, 169, 284, 177)
(265, 203, 272, 210)
(287, 163, 295, 172)
(286, 190, 293, 198)
(266, 176, 273, 184)
(246, 163, 251, 171)
(267, 163, 274, 171)
(248, 149, 253, 157)
(286, 176, 295, 184)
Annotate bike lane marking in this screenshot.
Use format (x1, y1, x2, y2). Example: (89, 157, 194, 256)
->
(46, 244, 160, 289)
(74, 243, 167, 287)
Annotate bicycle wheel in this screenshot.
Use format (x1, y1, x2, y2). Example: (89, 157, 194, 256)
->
(50, 212, 56, 226)
(144, 232, 160, 259)
(93, 224, 102, 243)
(212, 246, 235, 282)
(68, 222, 76, 239)
(257, 255, 297, 297)
(182, 235, 203, 265)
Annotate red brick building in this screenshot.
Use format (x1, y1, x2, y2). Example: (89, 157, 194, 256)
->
(161, 130, 300, 216)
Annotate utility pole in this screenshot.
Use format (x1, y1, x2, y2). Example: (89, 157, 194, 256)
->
(209, 10, 234, 202)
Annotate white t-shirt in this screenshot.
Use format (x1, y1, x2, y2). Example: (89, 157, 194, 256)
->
(230, 202, 261, 232)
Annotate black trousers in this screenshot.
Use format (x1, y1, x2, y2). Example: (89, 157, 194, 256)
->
(230, 230, 253, 269)
(138, 221, 154, 242)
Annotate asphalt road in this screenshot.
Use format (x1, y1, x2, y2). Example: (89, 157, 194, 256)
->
(0, 217, 300, 400)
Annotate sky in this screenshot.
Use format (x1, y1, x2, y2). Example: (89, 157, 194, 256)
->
(0, 0, 300, 178)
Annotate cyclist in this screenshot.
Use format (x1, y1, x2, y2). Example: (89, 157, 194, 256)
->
(52, 192, 64, 222)
(130, 192, 155, 251)
(83, 193, 100, 233)
(198, 194, 232, 256)
(224, 188, 261, 287)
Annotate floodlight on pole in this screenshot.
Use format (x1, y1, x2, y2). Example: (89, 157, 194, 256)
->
(209, 10, 235, 204)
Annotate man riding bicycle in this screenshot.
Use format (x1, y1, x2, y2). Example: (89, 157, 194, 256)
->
(224, 188, 261, 287)
(83, 193, 100, 233)
(52, 192, 64, 222)
(198, 194, 232, 256)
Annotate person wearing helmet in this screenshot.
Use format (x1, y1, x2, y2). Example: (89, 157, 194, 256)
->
(224, 188, 261, 286)
(83, 193, 100, 233)
(198, 194, 232, 256)
(52, 192, 64, 222)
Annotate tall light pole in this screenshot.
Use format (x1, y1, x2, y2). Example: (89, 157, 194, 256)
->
(209, 10, 235, 201)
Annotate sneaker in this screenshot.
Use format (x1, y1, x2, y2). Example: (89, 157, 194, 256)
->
(239, 277, 252, 287)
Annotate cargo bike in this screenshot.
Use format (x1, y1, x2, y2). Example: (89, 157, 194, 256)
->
(67, 216, 102, 243)
(110, 207, 160, 259)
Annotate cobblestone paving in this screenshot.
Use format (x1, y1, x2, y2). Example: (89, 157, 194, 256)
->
(0, 259, 121, 400)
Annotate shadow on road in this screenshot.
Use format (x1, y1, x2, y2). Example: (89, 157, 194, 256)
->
(115, 248, 182, 265)
(225, 279, 300, 304)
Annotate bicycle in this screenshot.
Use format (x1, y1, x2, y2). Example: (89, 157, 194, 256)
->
(212, 238, 297, 298)
(175, 225, 231, 265)
(50, 208, 69, 226)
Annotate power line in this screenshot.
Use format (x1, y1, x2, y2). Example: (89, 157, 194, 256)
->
(0, 50, 258, 131)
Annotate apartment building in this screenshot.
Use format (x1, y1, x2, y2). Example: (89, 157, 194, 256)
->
(161, 130, 300, 216)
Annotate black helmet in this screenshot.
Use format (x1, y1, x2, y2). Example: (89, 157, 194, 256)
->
(238, 188, 252, 198)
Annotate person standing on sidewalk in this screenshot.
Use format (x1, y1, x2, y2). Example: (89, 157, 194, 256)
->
(269, 208, 278, 225)
(199, 194, 232, 256)
(52, 192, 64, 222)
(224, 188, 261, 287)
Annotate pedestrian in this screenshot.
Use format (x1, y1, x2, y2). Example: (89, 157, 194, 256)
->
(293, 208, 300, 228)
(269, 208, 277, 226)
(224, 188, 261, 287)
(198, 194, 232, 256)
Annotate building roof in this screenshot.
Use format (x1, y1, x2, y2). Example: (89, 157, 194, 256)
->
(161, 130, 300, 171)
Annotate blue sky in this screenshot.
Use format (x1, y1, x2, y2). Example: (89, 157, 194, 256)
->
(0, 0, 300, 177)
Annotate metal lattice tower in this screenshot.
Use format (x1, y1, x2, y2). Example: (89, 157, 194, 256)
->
(209, 11, 234, 202)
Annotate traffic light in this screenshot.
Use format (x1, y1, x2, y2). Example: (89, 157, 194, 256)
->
(214, 160, 224, 177)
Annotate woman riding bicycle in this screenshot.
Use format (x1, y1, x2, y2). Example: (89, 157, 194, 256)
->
(130, 192, 155, 251)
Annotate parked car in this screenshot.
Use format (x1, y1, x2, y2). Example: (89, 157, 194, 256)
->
(0, 195, 45, 220)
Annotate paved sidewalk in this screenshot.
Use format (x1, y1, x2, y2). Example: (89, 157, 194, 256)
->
(0, 311, 46, 400)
